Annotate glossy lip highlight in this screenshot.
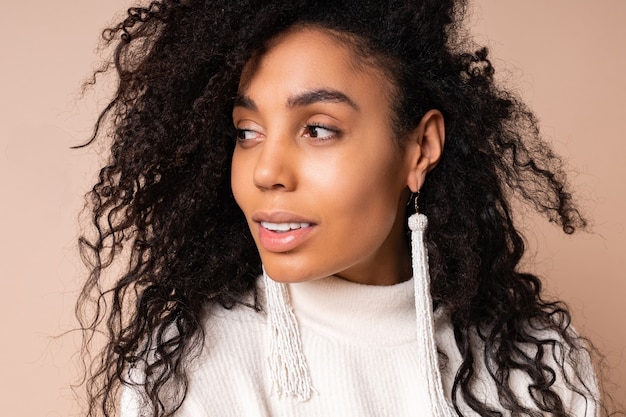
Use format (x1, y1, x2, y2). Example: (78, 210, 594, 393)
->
(253, 211, 317, 253)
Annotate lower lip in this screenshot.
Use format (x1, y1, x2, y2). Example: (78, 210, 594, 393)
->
(257, 224, 315, 253)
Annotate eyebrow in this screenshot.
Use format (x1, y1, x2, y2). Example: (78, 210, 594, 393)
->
(233, 95, 258, 111)
(233, 88, 359, 112)
(287, 89, 359, 111)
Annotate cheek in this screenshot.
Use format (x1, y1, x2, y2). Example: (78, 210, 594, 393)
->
(317, 153, 403, 234)
(230, 150, 249, 210)
(343, 177, 399, 227)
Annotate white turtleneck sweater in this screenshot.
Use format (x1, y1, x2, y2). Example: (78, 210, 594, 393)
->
(122, 276, 598, 416)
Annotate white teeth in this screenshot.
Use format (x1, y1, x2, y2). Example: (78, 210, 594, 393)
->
(261, 222, 311, 232)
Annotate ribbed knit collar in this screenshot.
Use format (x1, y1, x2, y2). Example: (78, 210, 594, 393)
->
(287, 276, 417, 346)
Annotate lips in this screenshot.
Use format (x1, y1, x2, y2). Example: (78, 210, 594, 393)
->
(253, 212, 316, 252)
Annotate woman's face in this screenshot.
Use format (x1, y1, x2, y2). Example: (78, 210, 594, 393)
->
(231, 27, 416, 285)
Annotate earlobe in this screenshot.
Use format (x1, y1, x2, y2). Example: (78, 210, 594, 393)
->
(406, 110, 445, 193)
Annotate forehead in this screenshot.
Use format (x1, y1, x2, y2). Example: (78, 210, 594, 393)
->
(238, 27, 394, 102)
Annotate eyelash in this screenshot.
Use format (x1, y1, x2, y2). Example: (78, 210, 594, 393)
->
(235, 128, 259, 142)
(234, 123, 342, 144)
(302, 123, 341, 141)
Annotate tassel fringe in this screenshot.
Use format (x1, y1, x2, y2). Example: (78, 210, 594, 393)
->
(409, 213, 456, 416)
(264, 269, 314, 401)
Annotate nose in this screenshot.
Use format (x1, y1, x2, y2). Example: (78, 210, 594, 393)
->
(253, 133, 297, 191)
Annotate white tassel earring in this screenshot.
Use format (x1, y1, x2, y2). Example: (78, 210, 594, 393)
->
(264, 267, 314, 401)
(408, 192, 455, 417)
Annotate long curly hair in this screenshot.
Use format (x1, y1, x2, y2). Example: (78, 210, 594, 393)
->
(76, 0, 605, 416)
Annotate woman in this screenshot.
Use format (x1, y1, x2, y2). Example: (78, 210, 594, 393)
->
(77, 0, 604, 416)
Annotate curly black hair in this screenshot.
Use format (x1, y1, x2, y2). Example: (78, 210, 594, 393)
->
(76, 0, 607, 416)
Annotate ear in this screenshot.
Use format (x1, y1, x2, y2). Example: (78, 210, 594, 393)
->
(405, 109, 445, 193)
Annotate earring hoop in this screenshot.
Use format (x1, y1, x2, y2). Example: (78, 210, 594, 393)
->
(407, 190, 420, 212)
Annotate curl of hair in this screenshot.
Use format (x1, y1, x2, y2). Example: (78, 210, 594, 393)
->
(76, 1, 606, 416)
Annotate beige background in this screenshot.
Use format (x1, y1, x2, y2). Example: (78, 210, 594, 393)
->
(0, 1, 623, 415)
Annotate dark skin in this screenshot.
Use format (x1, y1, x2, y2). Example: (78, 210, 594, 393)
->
(232, 27, 445, 286)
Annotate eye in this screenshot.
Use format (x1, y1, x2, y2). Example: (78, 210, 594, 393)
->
(235, 128, 263, 142)
(302, 124, 340, 141)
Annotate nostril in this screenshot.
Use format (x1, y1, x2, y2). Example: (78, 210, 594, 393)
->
(252, 143, 296, 191)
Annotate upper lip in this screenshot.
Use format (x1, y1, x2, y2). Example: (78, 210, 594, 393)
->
(252, 211, 317, 224)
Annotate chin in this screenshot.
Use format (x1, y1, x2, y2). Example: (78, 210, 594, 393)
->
(261, 262, 323, 284)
